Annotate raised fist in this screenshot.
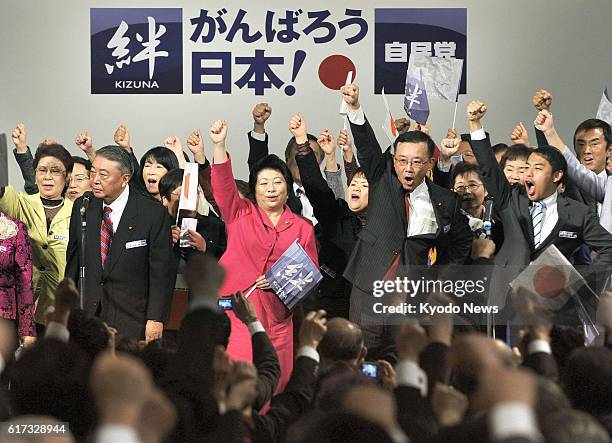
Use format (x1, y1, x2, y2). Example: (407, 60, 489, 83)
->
(510, 122, 529, 146)
(338, 129, 353, 152)
(534, 109, 554, 133)
(208, 120, 228, 145)
(467, 101, 487, 121)
(11, 123, 27, 152)
(439, 128, 461, 158)
(75, 131, 93, 152)
(317, 129, 336, 156)
(114, 124, 131, 150)
(252, 103, 272, 126)
(288, 114, 307, 139)
(340, 83, 360, 111)
(532, 89, 552, 111)
(395, 118, 411, 135)
(186, 129, 204, 154)
(415, 122, 430, 135)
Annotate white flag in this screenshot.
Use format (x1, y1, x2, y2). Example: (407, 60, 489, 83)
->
(407, 54, 463, 102)
(596, 88, 612, 125)
(339, 71, 354, 115)
(178, 162, 199, 212)
(509, 245, 586, 311)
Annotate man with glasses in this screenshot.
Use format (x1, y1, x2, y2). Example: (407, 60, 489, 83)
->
(341, 84, 472, 361)
(65, 145, 176, 342)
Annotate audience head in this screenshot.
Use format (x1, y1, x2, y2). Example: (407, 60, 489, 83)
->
(524, 145, 567, 201)
(33, 143, 74, 200)
(501, 144, 531, 185)
(451, 162, 487, 218)
(492, 143, 509, 163)
(294, 411, 394, 443)
(185, 253, 226, 301)
(67, 309, 111, 361)
(346, 169, 369, 213)
(573, 118, 612, 174)
(7, 339, 95, 439)
(541, 409, 610, 443)
(66, 156, 92, 201)
(458, 135, 478, 165)
(140, 147, 180, 200)
(91, 145, 133, 204)
(285, 133, 322, 185)
(140, 338, 177, 384)
(318, 318, 367, 371)
(342, 384, 403, 440)
(393, 131, 436, 192)
(158, 168, 183, 217)
(248, 154, 293, 213)
(562, 347, 612, 416)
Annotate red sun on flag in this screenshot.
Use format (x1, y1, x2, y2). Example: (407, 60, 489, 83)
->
(390, 112, 397, 136)
(318, 54, 356, 90)
(533, 266, 567, 298)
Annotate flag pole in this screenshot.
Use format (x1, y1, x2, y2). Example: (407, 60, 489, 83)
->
(452, 101, 458, 129)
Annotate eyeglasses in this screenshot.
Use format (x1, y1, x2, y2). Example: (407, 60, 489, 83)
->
(454, 183, 483, 193)
(90, 170, 113, 182)
(394, 157, 425, 168)
(36, 167, 66, 177)
(69, 174, 90, 184)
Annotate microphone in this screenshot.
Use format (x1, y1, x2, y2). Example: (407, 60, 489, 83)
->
(80, 192, 92, 217)
(482, 196, 494, 237)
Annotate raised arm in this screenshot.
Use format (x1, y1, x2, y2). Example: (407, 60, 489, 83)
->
(532, 89, 553, 148)
(11, 124, 38, 195)
(248, 103, 272, 170)
(210, 120, 249, 223)
(342, 83, 387, 183)
(466, 101, 512, 210)
(114, 124, 143, 191)
(187, 129, 220, 215)
(75, 130, 97, 162)
(321, 128, 344, 200)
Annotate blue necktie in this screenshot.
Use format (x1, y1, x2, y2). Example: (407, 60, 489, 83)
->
(530, 201, 545, 248)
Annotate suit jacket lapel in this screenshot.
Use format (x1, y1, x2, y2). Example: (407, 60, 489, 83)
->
(537, 196, 568, 251)
(425, 180, 444, 236)
(518, 195, 535, 249)
(105, 192, 139, 274)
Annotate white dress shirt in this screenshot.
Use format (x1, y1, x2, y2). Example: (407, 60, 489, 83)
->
(103, 184, 130, 233)
(294, 182, 318, 225)
(407, 180, 438, 237)
(596, 169, 607, 216)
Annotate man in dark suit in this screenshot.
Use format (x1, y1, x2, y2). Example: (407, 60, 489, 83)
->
(340, 84, 472, 360)
(466, 101, 612, 325)
(66, 145, 176, 341)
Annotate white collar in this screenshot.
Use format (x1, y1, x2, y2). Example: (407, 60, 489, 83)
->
(541, 191, 558, 208)
(409, 179, 428, 199)
(103, 184, 130, 210)
(597, 169, 608, 179)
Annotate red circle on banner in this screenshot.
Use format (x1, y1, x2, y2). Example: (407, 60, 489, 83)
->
(532, 266, 567, 298)
(318, 55, 356, 90)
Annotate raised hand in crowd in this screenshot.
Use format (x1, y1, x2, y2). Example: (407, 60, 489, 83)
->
(299, 309, 327, 349)
(337, 128, 355, 164)
(471, 237, 496, 260)
(432, 382, 469, 426)
(186, 129, 206, 164)
(164, 136, 186, 167)
(225, 361, 258, 412)
(467, 100, 487, 131)
(341, 83, 360, 112)
(137, 387, 177, 443)
(11, 123, 27, 153)
(414, 122, 430, 134)
(114, 124, 131, 151)
(534, 109, 567, 152)
(209, 119, 228, 163)
(475, 365, 536, 410)
(396, 322, 428, 363)
(395, 117, 411, 135)
(75, 130, 96, 161)
(318, 129, 338, 172)
(533, 89, 553, 111)
(232, 291, 258, 325)
(51, 277, 80, 328)
(252, 102, 272, 134)
(288, 113, 308, 144)
(510, 122, 530, 146)
(439, 128, 462, 159)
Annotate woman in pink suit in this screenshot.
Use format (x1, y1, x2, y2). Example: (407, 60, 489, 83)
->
(0, 213, 35, 345)
(210, 117, 318, 393)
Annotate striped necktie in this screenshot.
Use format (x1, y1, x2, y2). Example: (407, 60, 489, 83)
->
(530, 201, 545, 248)
(100, 206, 113, 267)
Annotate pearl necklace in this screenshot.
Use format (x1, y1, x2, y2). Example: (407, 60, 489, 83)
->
(42, 199, 64, 210)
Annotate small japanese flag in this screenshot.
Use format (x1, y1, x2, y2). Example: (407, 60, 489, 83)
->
(178, 162, 199, 212)
(339, 71, 354, 116)
(381, 88, 398, 144)
(509, 245, 587, 311)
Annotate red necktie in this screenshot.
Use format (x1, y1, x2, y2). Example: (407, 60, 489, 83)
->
(100, 206, 113, 268)
(384, 193, 410, 281)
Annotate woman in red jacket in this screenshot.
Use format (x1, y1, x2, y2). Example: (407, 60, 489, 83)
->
(210, 118, 318, 393)
(0, 213, 35, 346)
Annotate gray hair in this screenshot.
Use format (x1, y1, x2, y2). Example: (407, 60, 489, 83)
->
(95, 145, 133, 176)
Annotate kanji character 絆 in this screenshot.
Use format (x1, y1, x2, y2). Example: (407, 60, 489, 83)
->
(105, 20, 131, 75)
(132, 16, 168, 80)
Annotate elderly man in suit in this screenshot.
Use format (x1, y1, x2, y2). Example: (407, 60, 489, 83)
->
(66, 145, 176, 341)
(341, 84, 473, 360)
(467, 101, 612, 325)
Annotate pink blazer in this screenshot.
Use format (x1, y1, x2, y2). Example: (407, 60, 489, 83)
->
(0, 215, 35, 337)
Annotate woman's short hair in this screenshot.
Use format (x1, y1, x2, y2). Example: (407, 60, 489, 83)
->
(33, 143, 74, 174)
(158, 168, 184, 200)
(248, 154, 294, 198)
(72, 156, 92, 172)
(139, 147, 180, 178)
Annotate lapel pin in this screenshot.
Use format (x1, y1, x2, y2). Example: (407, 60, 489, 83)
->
(128, 226, 134, 230)
(437, 202, 442, 207)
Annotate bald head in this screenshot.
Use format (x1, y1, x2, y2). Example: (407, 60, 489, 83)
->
(318, 318, 364, 363)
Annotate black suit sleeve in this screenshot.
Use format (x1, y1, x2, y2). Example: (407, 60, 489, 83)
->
(394, 385, 438, 441)
(522, 352, 558, 381)
(296, 150, 342, 226)
(145, 207, 177, 322)
(252, 331, 281, 411)
(13, 148, 38, 195)
(470, 135, 513, 211)
(420, 342, 451, 397)
(433, 162, 452, 190)
(65, 196, 83, 283)
(445, 192, 473, 265)
(349, 115, 387, 184)
(581, 205, 612, 293)
(247, 131, 269, 171)
(253, 355, 318, 442)
(535, 127, 547, 148)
